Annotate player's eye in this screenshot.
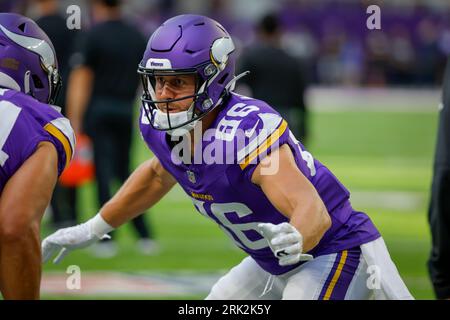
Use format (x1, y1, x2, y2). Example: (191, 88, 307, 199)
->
(173, 78, 185, 87)
(155, 77, 165, 89)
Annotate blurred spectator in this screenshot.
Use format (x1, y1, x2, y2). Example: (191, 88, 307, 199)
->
(0, 0, 27, 14)
(34, 0, 79, 228)
(428, 56, 450, 300)
(66, 0, 157, 257)
(386, 24, 416, 85)
(416, 18, 447, 85)
(0, 0, 14, 12)
(364, 32, 390, 86)
(316, 24, 346, 85)
(340, 37, 364, 86)
(237, 13, 309, 144)
(280, 25, 317, 85)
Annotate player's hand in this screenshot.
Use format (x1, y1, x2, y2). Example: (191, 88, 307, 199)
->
(257, 222, 313, 266)
(42, 214, 113, 264)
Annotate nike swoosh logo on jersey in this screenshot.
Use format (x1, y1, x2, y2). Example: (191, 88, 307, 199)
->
(244, 120, 260, 138)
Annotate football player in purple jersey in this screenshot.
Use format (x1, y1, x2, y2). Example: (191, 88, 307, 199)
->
(42, 15, 412, 299)
(0, 13, 75, 299)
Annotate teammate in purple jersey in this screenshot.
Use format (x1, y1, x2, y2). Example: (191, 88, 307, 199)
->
(42, 14, 412, 299)
(0, 13, 75, 299)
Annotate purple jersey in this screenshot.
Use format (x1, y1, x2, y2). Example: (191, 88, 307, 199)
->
(140, 92, 380, 275)
(0, 89, 75, 194)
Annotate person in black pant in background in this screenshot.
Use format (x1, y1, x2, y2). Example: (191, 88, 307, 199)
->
(34, 0, 79, 229)
(66, 0, 157, 258)
(428, 57, 450, 300)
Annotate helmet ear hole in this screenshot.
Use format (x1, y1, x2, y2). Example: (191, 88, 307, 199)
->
(18, 22, 26, 32)
(218, 73, 229, 85)
(31, 74, 44, 88)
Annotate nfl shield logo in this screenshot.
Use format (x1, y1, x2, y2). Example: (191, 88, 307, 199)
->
(187, 170, 196, 184)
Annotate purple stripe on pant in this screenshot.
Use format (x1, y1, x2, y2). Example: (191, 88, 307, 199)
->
(318, 247, 361, 300)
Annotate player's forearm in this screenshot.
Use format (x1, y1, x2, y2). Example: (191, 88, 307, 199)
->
(289, 198, 331, 253)
(100, 158, 175, 228)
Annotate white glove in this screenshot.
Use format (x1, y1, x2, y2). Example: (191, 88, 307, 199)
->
(42, 213, 114, 264)
(257, 222, 313, 266)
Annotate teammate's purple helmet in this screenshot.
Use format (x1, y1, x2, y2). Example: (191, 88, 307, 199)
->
(0, 13, 61, 104)
(138, 14, 242, 133)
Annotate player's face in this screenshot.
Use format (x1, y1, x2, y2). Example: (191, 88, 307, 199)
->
(154, 74, 196, 113)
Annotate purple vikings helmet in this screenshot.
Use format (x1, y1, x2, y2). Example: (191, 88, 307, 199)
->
(138, 14, 245, 135)
(0, 13, 61, 104)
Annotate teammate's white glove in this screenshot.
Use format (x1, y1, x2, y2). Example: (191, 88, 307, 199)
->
(257, 222, 313, 266)
(42, 213, 114, 264)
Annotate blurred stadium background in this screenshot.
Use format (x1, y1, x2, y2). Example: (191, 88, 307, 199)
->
(2, 0, 449, 299)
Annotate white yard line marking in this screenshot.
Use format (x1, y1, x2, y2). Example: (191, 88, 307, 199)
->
(41, 271, 225, 297)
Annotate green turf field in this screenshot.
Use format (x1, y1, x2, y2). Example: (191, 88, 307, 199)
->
(41, 109, 438, 300)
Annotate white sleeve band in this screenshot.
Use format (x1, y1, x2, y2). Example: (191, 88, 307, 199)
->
(88, 213, 114, 238)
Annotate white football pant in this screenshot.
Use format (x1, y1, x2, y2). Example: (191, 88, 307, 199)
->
(206, 237, 413, 300)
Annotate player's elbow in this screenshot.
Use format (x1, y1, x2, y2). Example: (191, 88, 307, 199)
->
(313, 203, 331, 242)
(320, 207, 332, 235)
(303, 205, 332, 252)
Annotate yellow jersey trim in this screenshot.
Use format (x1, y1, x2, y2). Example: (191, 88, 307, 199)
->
(239, 119, 288, 170)
(44, 123, 73, 169)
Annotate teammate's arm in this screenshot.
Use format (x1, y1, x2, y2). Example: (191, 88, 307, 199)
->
(0, 142, 58, 299)
(252, 144, 331, 254)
